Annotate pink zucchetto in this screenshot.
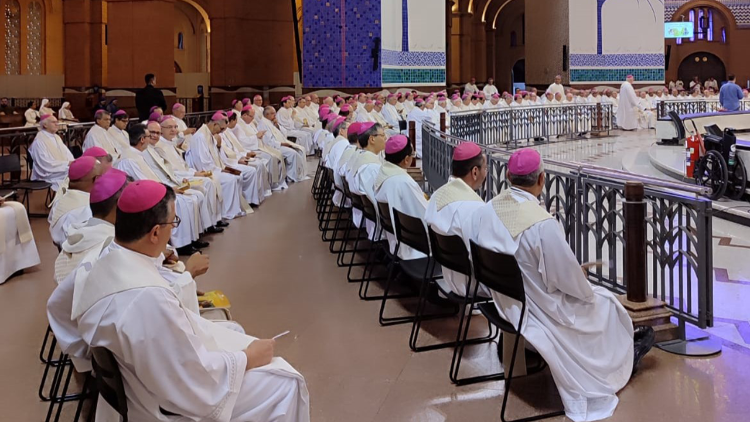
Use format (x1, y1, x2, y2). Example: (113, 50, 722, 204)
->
(514, 94, 522, 100)
(117, 180, 167, 214)
(40, 114, 53, 123)
(331, 116, 346, 131)
(231, 99, 239, 107)
(348, 122, 362, 136)
(90, 169, 128, 204)
(415, 99, 424, 106)
(114, 109, 128, 117)
(159, 115, 174, 124)
(69, 156, 98, 181)
(94, 109, 108, 119)
(149, 106, 161, 113)
(366, 100, 374, 105)
(340, 104, 351, 113)
(491, 93, 500, 99)
(320, 110, 331, 121)
(453, 142, 481, 161)
(375, 101, 383, 106)
(172, 103, 184, 111)
(242, 98, 251, 105)
(626, 75, 634, 79)
(148, 111, 162, 122)
(359, 122, 375, 133)
(254, 94, 262, 100)
(242, 105, 254, 112)
(508, 148, 541, 176)
(83, 147, 108, 159)
(211, 111, 228, 122)
(387, 93, 396, 99)
(462, 93, 471, 100)
(385, 135, 409, 154)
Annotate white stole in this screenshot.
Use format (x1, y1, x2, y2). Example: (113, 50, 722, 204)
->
(0, 202, 33, 254)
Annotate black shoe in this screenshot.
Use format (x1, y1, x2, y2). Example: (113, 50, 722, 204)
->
(216, 221, 229, 228)
(632, 325, 656, 376)
(176, 245, 199, 256)
(192, 240, 210, 249)
(205, 226, 224, 234)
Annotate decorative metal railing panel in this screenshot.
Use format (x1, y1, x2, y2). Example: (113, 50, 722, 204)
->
(449, 103, 614, 149)
(657, 99, 750, 119)
(422, 123, 714, 331)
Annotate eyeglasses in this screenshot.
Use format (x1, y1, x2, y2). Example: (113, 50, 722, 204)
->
(150, 131, 162, 136)
(374, 132, 386, 138)
(157, 215, 181, 228)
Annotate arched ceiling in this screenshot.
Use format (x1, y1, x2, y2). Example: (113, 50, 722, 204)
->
(457, 0, 522, 30)
(179, 0, 211, 32)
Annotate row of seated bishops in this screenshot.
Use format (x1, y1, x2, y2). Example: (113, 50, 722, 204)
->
(317, 122, 658, 421)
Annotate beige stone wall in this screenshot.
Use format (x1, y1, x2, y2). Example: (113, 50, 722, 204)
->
(525, 0, 568, 86)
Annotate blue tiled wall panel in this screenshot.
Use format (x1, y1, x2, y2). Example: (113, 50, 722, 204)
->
(382, 68, 446, 85)
(570, 68, 665, 83)
(303, 0, 381, 88)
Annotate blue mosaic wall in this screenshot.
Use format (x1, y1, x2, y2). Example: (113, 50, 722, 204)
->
(382, 68, 446, 85)
(303, 0, 382, 88)
(570, 68, 666, 83)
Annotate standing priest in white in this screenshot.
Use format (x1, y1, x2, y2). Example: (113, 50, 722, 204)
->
(616, 75, 640, 131)
(29, 114, 74, 192)
(470, 148, 655, 422)
(424, 142, 490, 297)
(374, 135, 427, 261)
(72, 180, 310, 421)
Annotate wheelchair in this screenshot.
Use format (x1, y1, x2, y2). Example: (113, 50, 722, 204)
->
(693, 124, 747, 201)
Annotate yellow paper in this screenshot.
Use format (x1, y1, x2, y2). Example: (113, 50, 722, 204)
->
(198, 290, 231, 308)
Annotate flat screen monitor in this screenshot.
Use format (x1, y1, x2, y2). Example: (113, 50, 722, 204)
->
(665, 22, 694, 39)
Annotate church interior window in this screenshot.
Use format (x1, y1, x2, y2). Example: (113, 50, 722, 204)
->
(26, 1, 43, 75)
(178, 32, 184, 50)
(3, 0, 21, 75)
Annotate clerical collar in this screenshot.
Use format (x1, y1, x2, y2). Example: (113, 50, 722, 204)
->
(110, 241, 165, 268)
(510, 186, 540, 203)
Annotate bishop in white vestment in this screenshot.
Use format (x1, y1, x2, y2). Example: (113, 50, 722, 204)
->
(83, 110, 122, 161)
(0, 196, 40, 283)
(424, 142, 490, 297)
(48, 156, 102, 247)
(29, 115, 74, 191)
(257, 107, 308, 183)
(72, 181, 309, 422)
(107, 110, 132, 152)
(345, 122, 383, 240)
(374, 135, 427, 260)
(277, 97, 315, 154)
(616, 75, 640, 130)
(233, 106, 287, 191)
(471, 149, 654, 422)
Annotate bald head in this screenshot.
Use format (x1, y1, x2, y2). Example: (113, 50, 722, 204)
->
(41, 115, 59, 133)
(264, 106, 277, 120)
(146, 122, 161, 145)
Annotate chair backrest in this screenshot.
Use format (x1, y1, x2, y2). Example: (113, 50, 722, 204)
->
(377, 201, 394, 235)
(0, 154, 22, 186)
(361, 194, 379, 224)
(69, 145, 83, 159)
(349, 189, 364, 211)
(91, 347, 129, 421)
(392, 208, 430, 255)
(469, 240, 526, 303)
(428, 226, 471, 277)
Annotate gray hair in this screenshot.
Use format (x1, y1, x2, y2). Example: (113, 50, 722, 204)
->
(507, 158, 544, 187)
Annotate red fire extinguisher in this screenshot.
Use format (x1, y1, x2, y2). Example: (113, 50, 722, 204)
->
(685, 133, 703, 179)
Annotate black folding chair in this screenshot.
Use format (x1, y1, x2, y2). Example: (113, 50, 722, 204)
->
(91, 347, 128, 421)
(335, 181, 370, 271)
(354, 194, 392, 300)
(43, 353, 92, 422)
(428, 227, 501, 385)
(375, 203, 455, 326)
(470, 241, 564, 422)
(324, 173, 352, 251)
(0, 154, 53, 217)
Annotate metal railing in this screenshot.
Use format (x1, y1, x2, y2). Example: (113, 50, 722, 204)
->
(422, 122, 714, 332)
(450, 103, 614, 149)
(656, 99, 750, 119)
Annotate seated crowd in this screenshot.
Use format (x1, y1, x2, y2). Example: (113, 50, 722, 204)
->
(317, 122, 657, 420)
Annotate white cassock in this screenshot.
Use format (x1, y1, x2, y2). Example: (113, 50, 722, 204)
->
(142, 146, 213, 232)
(382, 103, 403, 135)
(424, 178, 489, 297)
(47, 218, 114, 372)
(294, 106, 324, 147)
(107, 126, 132, 152)
(483, 84, 499, 97)
(29, 130, 74, 191)
(471, 187, 634, 422)
(186, 125, 248, 219)
(637, 98, 656, 129)
(616, 81, 639, 130)
(277, 107, 314, 154)
(345, 150, 381, 240)
(547, 82, 566, 98)
(83, 124, 122, 161)
(356, 109, 377, 123)
(173, 116, 194, 150)
(24, 108, 39, 127)
(116, 147, 200, 247)
(72, 244, 310, 422)
(156, 137, 224, 224)
(323, 136, 349, 170)
(0, 201, 40, 283)
(406, 107, 431, 159)
(257, 118, 308, 183)
(403, 100, 415, 114)
(374, 162, 428, 260)
(48, 189, 92, 247)
(219, 130, 268, 205)
(464, 83, 479, 94)
(231, 119, 286, 190)
(333, 144, 358, 207)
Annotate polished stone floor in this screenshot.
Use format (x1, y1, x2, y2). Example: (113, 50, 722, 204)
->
(3, 146, 750, 421)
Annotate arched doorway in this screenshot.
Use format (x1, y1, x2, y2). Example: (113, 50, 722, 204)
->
(511, 59, 525, 86)
(678, 52, 726, 85)
(173, 0, 210, 109)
